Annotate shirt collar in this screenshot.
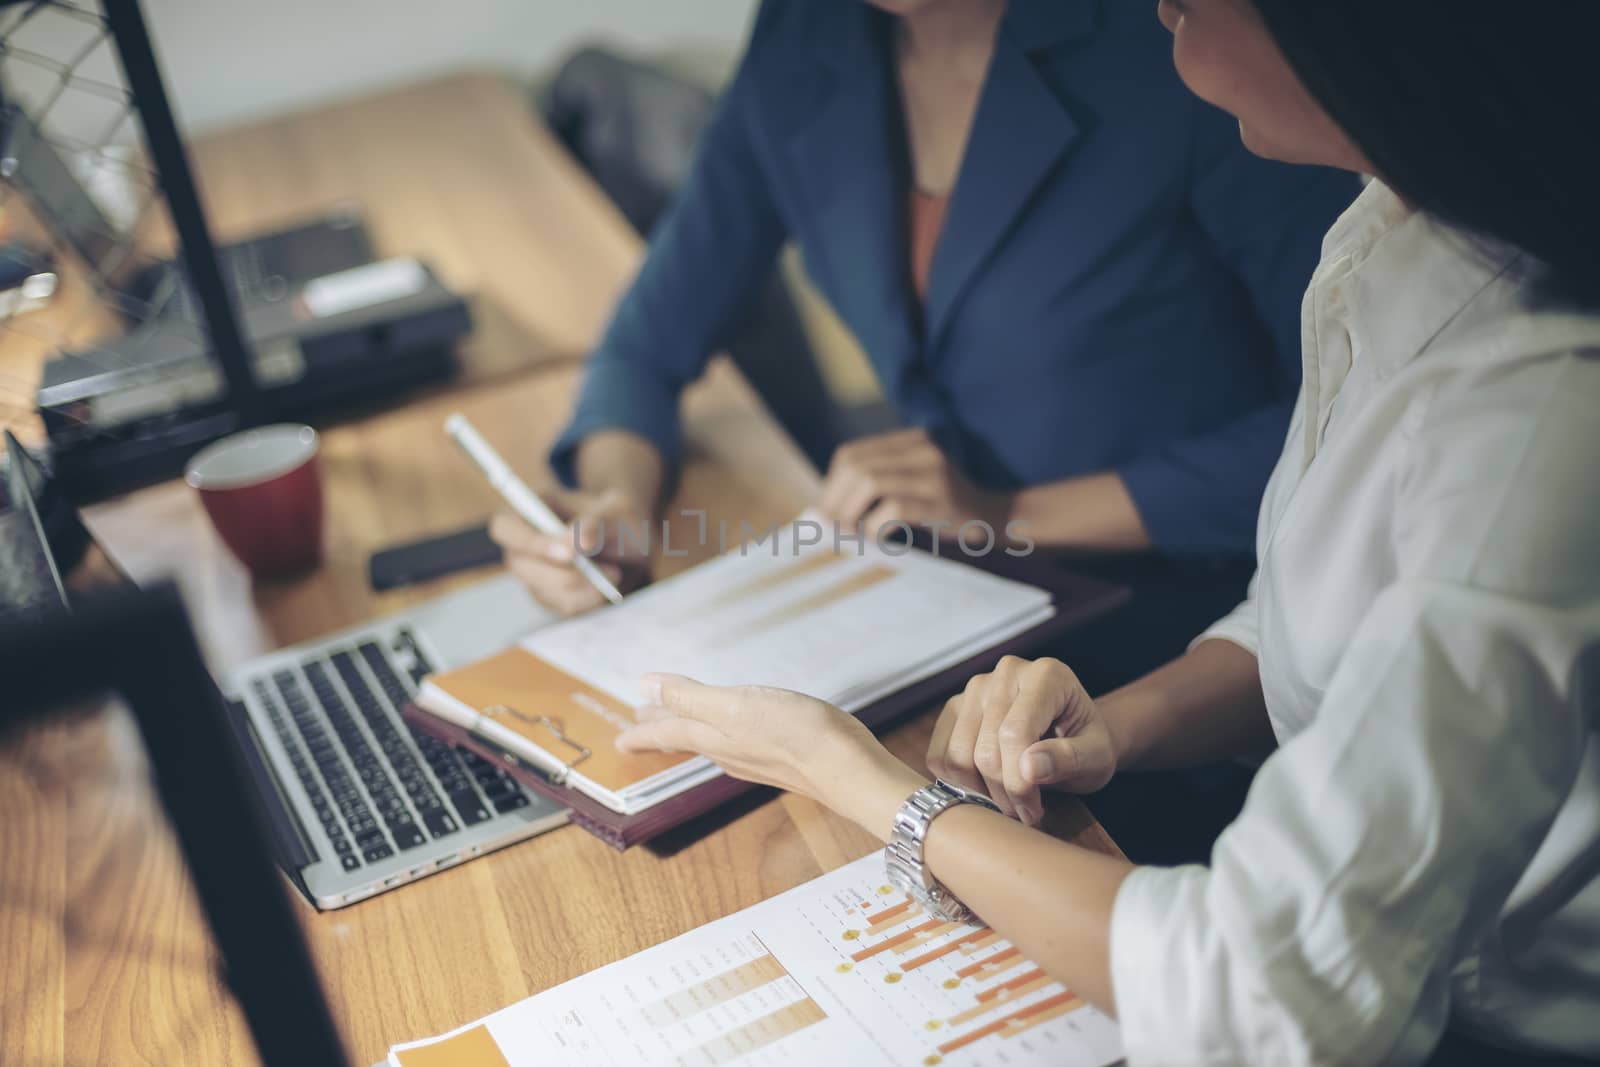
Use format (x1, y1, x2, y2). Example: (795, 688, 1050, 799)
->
(1331, 180, 1525, 377)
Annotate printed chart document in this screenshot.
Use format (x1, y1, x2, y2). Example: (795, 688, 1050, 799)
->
(416, 521, 1054, 815)
(387, 852, 1122, 1067)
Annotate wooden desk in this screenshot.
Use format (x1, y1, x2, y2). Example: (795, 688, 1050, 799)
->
(0, 74, 1117, 1067)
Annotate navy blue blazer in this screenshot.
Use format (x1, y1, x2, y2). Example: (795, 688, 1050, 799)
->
(551, 0, 1359, 556)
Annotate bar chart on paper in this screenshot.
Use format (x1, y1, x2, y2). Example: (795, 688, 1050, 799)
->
(387, 855, 1123, 1067)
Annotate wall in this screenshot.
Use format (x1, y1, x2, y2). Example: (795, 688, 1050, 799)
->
(0, 0, 755, 138)
(142, 0, 757, 133)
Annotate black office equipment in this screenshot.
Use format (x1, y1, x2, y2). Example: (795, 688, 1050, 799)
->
(0, 584, 352, 1067)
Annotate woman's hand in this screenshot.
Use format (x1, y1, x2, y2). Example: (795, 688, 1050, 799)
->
(816, 428, 1011, 540)
(489, 487, 651, 616)
(616, 674, 928, 836)
(927, 656, 1119, 825)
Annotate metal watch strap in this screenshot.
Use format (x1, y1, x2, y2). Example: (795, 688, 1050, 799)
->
(884, 779, 1001, 924)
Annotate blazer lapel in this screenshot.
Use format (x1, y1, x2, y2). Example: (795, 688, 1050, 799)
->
(923, 1, 1096, 352)
(777, 5, 922, 390)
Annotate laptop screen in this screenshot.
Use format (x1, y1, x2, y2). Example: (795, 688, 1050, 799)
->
(0, 432, 70, 620)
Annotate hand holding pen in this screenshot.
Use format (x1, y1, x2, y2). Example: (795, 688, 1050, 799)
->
(445, 414, 646, 616)
(489, 487, 654, 615)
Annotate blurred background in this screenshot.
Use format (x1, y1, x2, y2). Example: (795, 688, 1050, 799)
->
(143, 0, 755, 133)
(0, 0, 882, 503)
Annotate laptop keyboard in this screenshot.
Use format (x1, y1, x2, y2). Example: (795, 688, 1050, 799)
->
(249, 628, 529, 874)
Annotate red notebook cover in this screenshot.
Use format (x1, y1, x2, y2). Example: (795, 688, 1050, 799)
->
(402, 553, 1128, 850)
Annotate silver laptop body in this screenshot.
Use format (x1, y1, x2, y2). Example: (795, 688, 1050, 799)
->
(223, 574, 568, 909)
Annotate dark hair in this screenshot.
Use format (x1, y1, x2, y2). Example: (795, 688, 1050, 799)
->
(1250, 1, 1600, 298)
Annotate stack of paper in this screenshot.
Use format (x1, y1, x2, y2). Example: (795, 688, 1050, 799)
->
(416, 524, 1053, 816)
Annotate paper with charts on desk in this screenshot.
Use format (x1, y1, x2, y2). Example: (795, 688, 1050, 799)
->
(386, 851, 1123, 1067)
(414, 515, 1055, 816)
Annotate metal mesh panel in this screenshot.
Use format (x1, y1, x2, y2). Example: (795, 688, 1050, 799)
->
(0, 0, 210, 452)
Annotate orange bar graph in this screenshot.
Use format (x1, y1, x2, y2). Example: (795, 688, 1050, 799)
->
(977, 967, 1047, 1002)
(956, 946, 1019, 980)
(948, 975, 1054, 1026)
(866, 902, 922, 937)
(1002, 995, 1085, 1039)
(959, 931, 1000, 955)
(937, 990, 1079, 1055)
(706, 550, 847, 608)
(864, 899, 913, 926)
(900, 928, 993, 971)
(973, 954, 1027, 983)
(893, 921, 958, 954)
(734, 566, 898, 639)
(850, 917, 947, 962)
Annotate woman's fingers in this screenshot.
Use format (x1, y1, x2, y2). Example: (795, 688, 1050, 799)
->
(861, 497, 918, 542)
(925, 659, 1099, 824)
(1023, 718, 1118, 794)
(619, 675, 739, 755)
(493, 504, 638, 615)
(1019, 737, 1081, 787)
(973, 660, 1024, 818)
(819, 429, 944, 528)
(489, 510, 571, 563)
(997, 661, 1078, 824)
(818, 460, 881, 529)
(833, 475, 883, 531)
(940, 674, 991, 795)
(641, 673, 797, 731)
(505, 554, 617, 616)
(620, 676, 868, 801)
(926, 695, 961, 779)
(615, 713, 725, 756)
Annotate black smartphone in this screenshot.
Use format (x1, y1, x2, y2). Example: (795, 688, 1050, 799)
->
(368, 524, 503, 591)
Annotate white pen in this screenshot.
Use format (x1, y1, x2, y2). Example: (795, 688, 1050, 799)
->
(444, 413, 626, 606)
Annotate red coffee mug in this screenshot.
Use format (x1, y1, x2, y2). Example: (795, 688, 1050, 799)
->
(186, 424, 324, 579)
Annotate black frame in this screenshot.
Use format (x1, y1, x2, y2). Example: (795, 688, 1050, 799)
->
(0, 584, 347, 1067)
(101, 0, 261, 421)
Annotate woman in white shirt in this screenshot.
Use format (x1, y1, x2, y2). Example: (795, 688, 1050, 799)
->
(615, 1, 1600, 1062)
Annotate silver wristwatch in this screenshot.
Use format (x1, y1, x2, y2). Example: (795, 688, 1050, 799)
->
(885, 779, 1001, 923)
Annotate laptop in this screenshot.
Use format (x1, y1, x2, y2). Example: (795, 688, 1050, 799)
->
(4, 432, 569, 909)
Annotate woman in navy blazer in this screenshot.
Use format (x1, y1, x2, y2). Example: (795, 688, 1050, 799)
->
(498, 0, 1356, 694)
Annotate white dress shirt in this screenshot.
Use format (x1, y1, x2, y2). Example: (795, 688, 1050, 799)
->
(1110, 179, 1600, 1065)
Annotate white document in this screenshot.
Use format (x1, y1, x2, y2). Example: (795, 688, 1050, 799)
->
(525, 520, 1051, 709)
(387, 852, 1123, 1067)
(519, 521, 1054, 812)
